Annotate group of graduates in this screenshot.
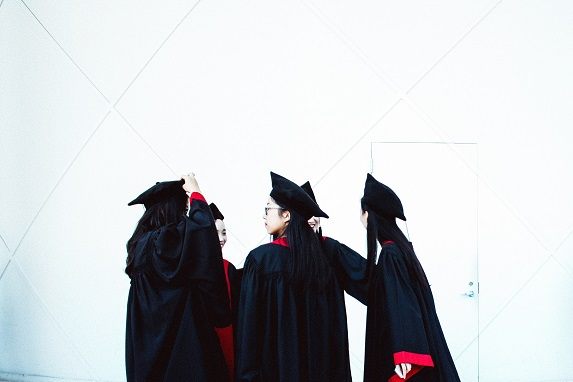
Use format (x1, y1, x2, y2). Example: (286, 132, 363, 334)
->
(125, 171, 461, 382)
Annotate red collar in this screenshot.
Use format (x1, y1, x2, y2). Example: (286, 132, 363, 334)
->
(272, 237, 289, 248)
(272, 235, 328, 248)
(382, 240, 395, 245)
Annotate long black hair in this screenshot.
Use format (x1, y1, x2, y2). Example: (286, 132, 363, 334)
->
(126, 193, 188, 270)
(275, 206, 332, 289)
(362, 198, 430, 290)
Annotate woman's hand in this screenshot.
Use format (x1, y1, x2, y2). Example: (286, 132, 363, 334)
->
(182, 173, 201, 194)
(395, 363, 412, 379)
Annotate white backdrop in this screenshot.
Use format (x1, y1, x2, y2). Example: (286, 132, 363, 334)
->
(1, 0, 573, 381)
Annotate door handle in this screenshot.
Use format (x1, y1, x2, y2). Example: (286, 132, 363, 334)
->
(463, 281, 477, 298)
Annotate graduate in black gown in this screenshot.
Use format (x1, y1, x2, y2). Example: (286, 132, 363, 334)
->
(360, 174, 460, 382)
(300, 181, 368, 305)
(236, 172, 355, 382)
(125, 174, 231, 382)
(210, 203, 241, 381)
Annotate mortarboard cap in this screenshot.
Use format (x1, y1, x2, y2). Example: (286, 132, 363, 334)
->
(128, 179, 186, 208)
(300, 181, 317, 203)
(362, 173, 406, 221)
(209, 203, 225, 221)
(270, 172, 328, 220)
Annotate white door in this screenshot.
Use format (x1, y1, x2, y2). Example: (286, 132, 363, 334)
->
(371, 142, 478, 382)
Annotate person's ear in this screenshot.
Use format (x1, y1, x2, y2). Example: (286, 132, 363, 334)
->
(282, 209, 291, 223)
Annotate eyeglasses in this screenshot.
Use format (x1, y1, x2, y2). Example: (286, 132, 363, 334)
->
(264, 206, 283, 216)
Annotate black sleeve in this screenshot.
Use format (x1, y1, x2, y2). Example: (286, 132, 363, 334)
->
(378, 247, 432, 364)
(235, 256, 261, 382)
(323, 237, 369, 305)
(151, 194, 231, 327)
(227, 262, 242, 327)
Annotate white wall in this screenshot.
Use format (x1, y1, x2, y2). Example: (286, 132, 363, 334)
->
(1, 0, 572, 381)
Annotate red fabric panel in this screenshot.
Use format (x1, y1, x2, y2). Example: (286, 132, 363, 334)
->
(189, 192, 206, 204)
(215, 259, 234, 380)
(388, 351, 434, 382)
(393, 351, 434, 367)
(271, 237, 289, 248)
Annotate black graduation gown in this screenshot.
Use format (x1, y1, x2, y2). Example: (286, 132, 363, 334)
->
(215, 259, 242, 381)
(321, 236, 368, 305)
(235, 237, 367, 382)
(226, 261, 242, 327)
(363, 241, 460, 382)
(125, 193, 231, 382)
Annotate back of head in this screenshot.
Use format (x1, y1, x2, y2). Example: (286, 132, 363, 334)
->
(361, 174, 429, 289)
(362, 173, 406, 221)
(126, 185, 188, 271)
(281, 207, 332, 289)
(363, 205, 429, 290)
(269, 172, 331, 289)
